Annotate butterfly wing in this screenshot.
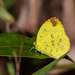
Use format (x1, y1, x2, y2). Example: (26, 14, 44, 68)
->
(34, 17, 70, 59)
(36, 17, 65, 45)
(38, 32, 70, 59)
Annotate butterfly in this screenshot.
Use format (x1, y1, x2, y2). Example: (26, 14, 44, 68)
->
(33, 17, 70, 59)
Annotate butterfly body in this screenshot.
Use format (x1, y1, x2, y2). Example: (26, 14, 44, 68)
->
(34, 17, 70, 59)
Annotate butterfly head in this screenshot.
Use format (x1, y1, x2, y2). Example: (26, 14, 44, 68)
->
(33, 42, 37, 49)
(33, 42, 38, 48)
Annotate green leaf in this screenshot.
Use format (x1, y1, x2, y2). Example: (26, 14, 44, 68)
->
(0, 4, 15, 23)
(32, 53, 67, 75)
(52, 64, 75, 70)
(7, 62, 15, 75)
(64, 55, 74, 63)
(3, 0, 17, 9)
(0, 33, 49, 59)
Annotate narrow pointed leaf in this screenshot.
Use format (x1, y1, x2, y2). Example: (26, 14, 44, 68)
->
(52, 64, 75, 70)
(0, 4, 15, 23)
(32, 53, 67, 75)
(64, 55, 74, 63)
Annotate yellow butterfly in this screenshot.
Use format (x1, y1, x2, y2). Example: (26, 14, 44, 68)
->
(34, 17, 70, 59)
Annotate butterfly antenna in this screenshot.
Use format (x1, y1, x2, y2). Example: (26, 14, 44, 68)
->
(24, 43, 32, 47)
(24, 37, 35, 42)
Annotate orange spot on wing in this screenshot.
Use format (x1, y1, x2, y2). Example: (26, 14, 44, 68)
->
(50, 17, 57, 27)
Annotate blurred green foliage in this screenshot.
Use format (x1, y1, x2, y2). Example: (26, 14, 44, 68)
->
(7, 62, 15, 75)
(3, 0, 17, 9)
(0, 4, 15, 23)
(0, 33, 49, 59)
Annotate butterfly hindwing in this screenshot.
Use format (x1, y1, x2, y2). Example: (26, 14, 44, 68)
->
(38, 32, 70, 59)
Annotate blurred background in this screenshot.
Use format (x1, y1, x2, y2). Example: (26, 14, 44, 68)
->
(0, 0, 75, 75)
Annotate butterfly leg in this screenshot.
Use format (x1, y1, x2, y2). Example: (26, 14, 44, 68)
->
(35, 50, 38, 56)
(41, 52, 44, 59)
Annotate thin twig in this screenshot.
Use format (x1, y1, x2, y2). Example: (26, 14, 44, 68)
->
(18, 41, 24, 70)
(0, 0, 4, 5)
(13, 51, 19, 75)
(13, 41, 24, 75)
